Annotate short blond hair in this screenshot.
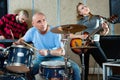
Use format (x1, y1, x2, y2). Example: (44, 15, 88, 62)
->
(18, 10, 29, 18)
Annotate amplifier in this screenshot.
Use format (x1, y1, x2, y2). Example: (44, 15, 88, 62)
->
(100, 35, 120, 59)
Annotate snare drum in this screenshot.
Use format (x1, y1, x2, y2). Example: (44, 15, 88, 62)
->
(39, 61, 73, 80)
(5, 45, 34, 73)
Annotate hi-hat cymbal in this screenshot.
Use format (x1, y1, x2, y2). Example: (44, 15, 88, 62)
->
(51, 24, 87, 34)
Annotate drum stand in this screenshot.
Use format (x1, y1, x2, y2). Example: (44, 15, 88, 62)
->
(61, 35, 71, 80)
(63, 55, 70, 80)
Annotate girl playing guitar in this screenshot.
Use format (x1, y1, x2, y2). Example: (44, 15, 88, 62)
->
(69, 2, 110, 80)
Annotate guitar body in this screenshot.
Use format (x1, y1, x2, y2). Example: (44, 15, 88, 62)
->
(70, 31, 90, 54)
(70, 38, 83, 54)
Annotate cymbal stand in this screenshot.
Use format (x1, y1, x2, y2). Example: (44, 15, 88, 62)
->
(81, 50, 85, 80)
(81, 39, 88, 80)
(61, 34, 70, 80)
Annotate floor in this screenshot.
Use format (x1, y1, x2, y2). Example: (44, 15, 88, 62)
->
(35, 74, 103, 80)
(88, 74, 103, 80)
(0, 72, 103, 80)
(0, 68, 103, 80)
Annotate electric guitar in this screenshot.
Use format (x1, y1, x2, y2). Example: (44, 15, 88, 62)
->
(70, 15, 118, 55)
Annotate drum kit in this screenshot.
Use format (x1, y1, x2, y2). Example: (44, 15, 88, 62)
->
(0, 24, 96, 80)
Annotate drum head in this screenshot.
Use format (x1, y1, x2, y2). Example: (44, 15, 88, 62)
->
(41, 61, 71, 68)
(10, 45, 31, 50)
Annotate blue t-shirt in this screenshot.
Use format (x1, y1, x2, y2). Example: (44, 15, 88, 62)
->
(23, 25, 63, 58)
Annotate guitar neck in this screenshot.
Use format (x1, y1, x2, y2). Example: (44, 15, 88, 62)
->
(86, 26, 102, 41)
(89, 27, 102, 37)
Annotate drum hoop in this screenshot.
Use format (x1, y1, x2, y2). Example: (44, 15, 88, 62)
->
(10, 45, 33, 52)
(41, 65, 65, 68)
(40, 61, 71, 68)
(7, 63, 27, 66)
(11, 45, 25, 47)
(11, 45, 29, 49)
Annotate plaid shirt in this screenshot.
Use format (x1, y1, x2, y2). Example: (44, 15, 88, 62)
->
(0, 14, 28, 39)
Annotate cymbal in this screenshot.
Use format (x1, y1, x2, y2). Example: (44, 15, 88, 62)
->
(72, 46, 97, 49)
(51, 24, 87, 34)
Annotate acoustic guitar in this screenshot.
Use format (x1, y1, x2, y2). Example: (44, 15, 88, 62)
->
(70, 15, 118, 55)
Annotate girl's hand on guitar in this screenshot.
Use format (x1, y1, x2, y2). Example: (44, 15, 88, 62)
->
(69, 34, 76, 38)
(83, 34, 89, 39)
(101, 22, 109, 35)
(102, 22, 109, 30)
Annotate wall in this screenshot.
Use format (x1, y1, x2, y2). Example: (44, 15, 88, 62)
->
(7, 0, 120, 72)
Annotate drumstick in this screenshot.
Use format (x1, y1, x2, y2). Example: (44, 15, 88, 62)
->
(10, 29, 14, 39)
(21, 40, 39, 51)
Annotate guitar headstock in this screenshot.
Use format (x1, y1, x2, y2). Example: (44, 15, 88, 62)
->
(107, 15, 118, 24)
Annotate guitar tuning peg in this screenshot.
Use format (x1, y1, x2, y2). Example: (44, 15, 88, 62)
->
(109, 15, 119, 24)
(100, 15, 119, 24)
